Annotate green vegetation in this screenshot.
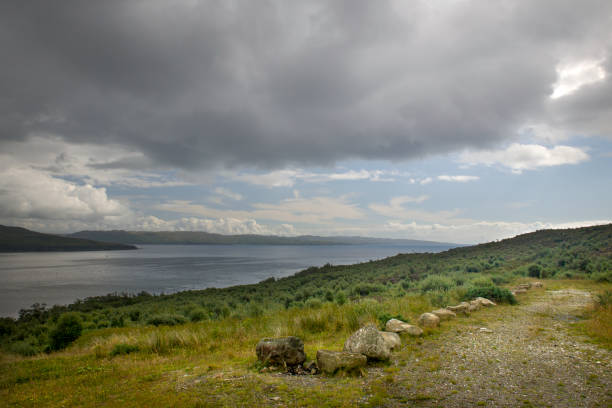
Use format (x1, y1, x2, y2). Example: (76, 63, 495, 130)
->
(0, 224, 611, 407)
(48, 313, 83, 351)
(1, 223, 611, 355)
(0, 225, 136, 252)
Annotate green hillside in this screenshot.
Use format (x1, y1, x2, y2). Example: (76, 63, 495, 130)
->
(0, 224, 611, 407)
(2, 223, 610, 355)
(0, 225, 137, 252)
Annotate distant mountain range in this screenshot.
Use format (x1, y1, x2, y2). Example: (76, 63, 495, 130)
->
(68, 229, 460, 248)
(0, 225, 137, 252)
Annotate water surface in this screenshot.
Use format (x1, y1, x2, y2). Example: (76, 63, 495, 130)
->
(0, 244, 449, 317)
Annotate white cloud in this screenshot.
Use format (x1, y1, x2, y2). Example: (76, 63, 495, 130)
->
(383, 219, 612, 244)
(157, 195, 365, 224)
(1, 135, 189, 188)
(228, 168, 399, 188)
(0, 166, 126, 221)
(369, 196, 465, 224)
(437, 175, 480, 183)
(230, 170, 300, 188)
(551, 59, 606, 99)
(214, 187, 243, 201)
(459, 143, 589, 173)
(420, 177, 433, 185)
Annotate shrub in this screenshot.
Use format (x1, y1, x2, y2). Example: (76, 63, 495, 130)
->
(418, 275, 455, 293)
(462, 285, 516, 305)
(49, 312, 83, 351)
(335, 291, 347, 305)
(528, 264, 541, 278)
(110, 343, 139, 357)
(595, 290, 612, 308)
(428, 290, 451, 308)
(9, 341, 38, 356)
(189, 308, 208, 322)
(129, 310, 141, 322)
(377, 312, 408, 329)
(305, 298, 323, 309)
(110, 314, 125, 328)
(470, 276, 495, 287)
(591, 270, 612, 283)
(146, 314, 187, 327)
(351, 283, 384, 297)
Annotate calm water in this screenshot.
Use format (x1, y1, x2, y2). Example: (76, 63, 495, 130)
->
(0, 244, 449, 317)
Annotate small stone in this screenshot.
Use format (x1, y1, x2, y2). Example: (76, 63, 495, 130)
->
(256, 337, 306, 367)
(418, 312, 440, 328)
(344, 324, 391, 360)
(474, 297, 497, 307)
(479, 327, 494, 333)
(316, 350, 367, 375)
(385, 318, 423, 336)
(432, 308, 457, 321)
(380, 331, 401, 350)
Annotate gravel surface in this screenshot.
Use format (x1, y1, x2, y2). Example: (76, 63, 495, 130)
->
(370, 288, 612, 407)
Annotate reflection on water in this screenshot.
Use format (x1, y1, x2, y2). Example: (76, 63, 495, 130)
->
(0, 244, 450, 317)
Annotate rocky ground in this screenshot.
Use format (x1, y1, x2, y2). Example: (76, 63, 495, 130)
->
(183, 286, 611, 407)
(360, 287, 612, 407)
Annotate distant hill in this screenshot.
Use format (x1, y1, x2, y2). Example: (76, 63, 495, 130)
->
(0, 225, 137, 252)
(68, 230, 460, 248)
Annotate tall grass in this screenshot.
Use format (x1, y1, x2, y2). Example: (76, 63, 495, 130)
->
(83, 294, 435, 360)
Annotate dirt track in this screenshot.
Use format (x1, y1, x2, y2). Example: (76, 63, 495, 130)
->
(367, 288, 612, 407)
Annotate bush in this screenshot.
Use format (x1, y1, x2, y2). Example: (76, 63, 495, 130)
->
(335, 291, 347, 305)
(351, 283, 384, 297)
(146, 314, 187, 327)
(110, 343, 139, 357)
(418, 275, 455, 293)
(595, 290, 612, 308)
(528, 264, 541, 278)
(428, 290, 451, 308)
(462, 285, 516, 305)
(305, 298, 323, 309)
(9, 340, 38, 356)
(591, 270, 612, 283)
(189, 308, 208, 322)
(49, 312, 83, 351)
(129, 310, 141, 322)
(377, 312, 408, 328)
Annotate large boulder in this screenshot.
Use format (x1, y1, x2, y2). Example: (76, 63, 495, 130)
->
(343, 324, 391, 360)
(431, 308, 456, 321)
(256, 337, 306, 367)
(418, 312, 440, 328)
(469, 300, 482, 311)
(532, 281, 544, 288)
(474, 297, 496, 307)
(380, 331, 401, 350)
(385, 319, 423, 336)
(447, 302, 470, 315)
(316, 350, 367, 375)
(517, 283, 531, 290)
(513, 288, 527, 295)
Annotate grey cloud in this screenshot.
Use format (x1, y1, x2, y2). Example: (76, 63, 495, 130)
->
(1, 0, 611, 171)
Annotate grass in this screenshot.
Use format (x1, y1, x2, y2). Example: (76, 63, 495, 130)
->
(0, 294, 437, 407)
(573, 289, 612, 349)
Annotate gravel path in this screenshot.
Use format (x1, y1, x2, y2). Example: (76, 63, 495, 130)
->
(371, 288, 612, 407)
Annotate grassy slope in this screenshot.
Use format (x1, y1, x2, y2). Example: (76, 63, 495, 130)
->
(0, 224, 611, 406)
(0, 225, 137, 252)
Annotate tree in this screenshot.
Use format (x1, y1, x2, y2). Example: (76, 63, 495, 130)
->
(49, 313, 83, 351)
(528, 264, 541, 278)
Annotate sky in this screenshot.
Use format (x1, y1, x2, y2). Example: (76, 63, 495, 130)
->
(1, 0, 611, 244)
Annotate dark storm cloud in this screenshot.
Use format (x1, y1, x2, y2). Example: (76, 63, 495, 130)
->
(1, 0, 611, 170)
